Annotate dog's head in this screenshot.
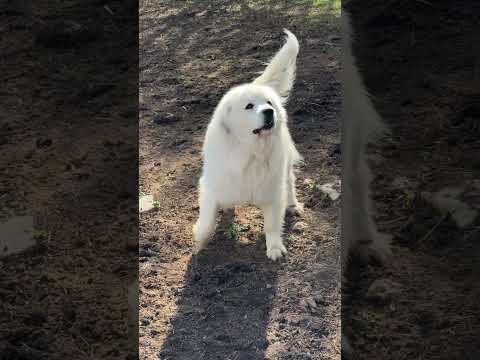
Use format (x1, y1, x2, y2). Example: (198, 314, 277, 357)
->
(212, 29, 299, 142)
(217, 84, 286, 139)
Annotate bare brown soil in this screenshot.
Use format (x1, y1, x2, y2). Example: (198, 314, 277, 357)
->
(1, 1, 136, 359)
(344, 0, 480, 358)
(139, 1, 341, 359)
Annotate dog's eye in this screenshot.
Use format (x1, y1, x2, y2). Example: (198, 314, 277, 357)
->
(245, 103, 254, 110)
(267, 101, 272, 105)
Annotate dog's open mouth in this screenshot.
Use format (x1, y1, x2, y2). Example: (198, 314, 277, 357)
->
(253, 124, 274, 135)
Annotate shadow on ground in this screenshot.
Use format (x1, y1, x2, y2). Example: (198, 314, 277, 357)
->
(158, 212, 298, 359)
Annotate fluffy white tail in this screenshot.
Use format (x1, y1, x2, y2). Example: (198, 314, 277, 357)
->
(253, 29, 299, 100)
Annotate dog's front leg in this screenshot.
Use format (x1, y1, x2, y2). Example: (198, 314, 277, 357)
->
(351, 157, 392, 265)
(192, 192, 218, 254)
(262, 201, 287, 261)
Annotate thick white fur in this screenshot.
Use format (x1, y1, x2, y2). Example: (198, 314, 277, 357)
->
(193, 30, 303, 261)
(341, 11, 392, 269)
(341, 11, 393, 359)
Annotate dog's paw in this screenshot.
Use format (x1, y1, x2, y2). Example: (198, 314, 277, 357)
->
(287, 202, 304, 216)
(192, 240, 205, 255)
(192, 223, 210, 255)
(356, 232, 392, 266)
(266, 240, 287, 261)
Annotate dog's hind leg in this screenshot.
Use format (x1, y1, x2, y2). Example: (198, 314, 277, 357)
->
(286, 167, 304, 216)
(262, 200, 287, 261)
(343, 145, 391, 266)
(193, 191, 218, 254)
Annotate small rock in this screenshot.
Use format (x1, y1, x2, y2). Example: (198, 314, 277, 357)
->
(292, 221, 307, 233)
(366, 278, 401, 304)
(195, 10, 208, 17)
(306, 38, 321, 46)
(422, 187, 478, 229)
(139, 195, 154, 213)
(303, 178, 315, 188)
(0, 216, 35, 257)
(317, 180, 341, 201)
(153, 113, 179, 125)
(141, 318, 150, 326)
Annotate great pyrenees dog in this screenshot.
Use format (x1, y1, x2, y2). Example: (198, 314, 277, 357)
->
(193, 29, 303, 261)
(341, 12, 392, 269)
(341, 10, 393, 358)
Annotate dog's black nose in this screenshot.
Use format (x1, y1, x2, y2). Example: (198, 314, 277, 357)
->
(262, 108, 274, 128)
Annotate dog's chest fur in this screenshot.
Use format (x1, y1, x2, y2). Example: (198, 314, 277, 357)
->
(218, 137, 286, 207)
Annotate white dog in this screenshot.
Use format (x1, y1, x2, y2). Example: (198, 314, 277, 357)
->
(341, 11, 392, 268)
(193, 30, 303, 261)
(341, 10, 393, 358)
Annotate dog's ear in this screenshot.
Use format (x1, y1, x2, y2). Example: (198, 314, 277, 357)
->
(253, 29, 299, 101)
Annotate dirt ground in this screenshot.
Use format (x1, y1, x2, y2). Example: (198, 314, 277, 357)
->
(139, 1, 341, 359)
(344, 0, 480, 359)
(1, 1, 137, 359)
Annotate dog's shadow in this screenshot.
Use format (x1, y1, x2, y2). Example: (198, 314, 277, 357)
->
(158, 209, 296, 359)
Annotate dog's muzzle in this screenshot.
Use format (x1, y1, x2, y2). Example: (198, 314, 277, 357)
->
(253, 108, 275, 134)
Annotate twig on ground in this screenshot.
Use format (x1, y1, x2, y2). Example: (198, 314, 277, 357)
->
(414, 0, 434, 7)
(415, 213, 448, 247)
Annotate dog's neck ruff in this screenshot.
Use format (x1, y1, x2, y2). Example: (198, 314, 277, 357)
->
(248, 136, 275, 164)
